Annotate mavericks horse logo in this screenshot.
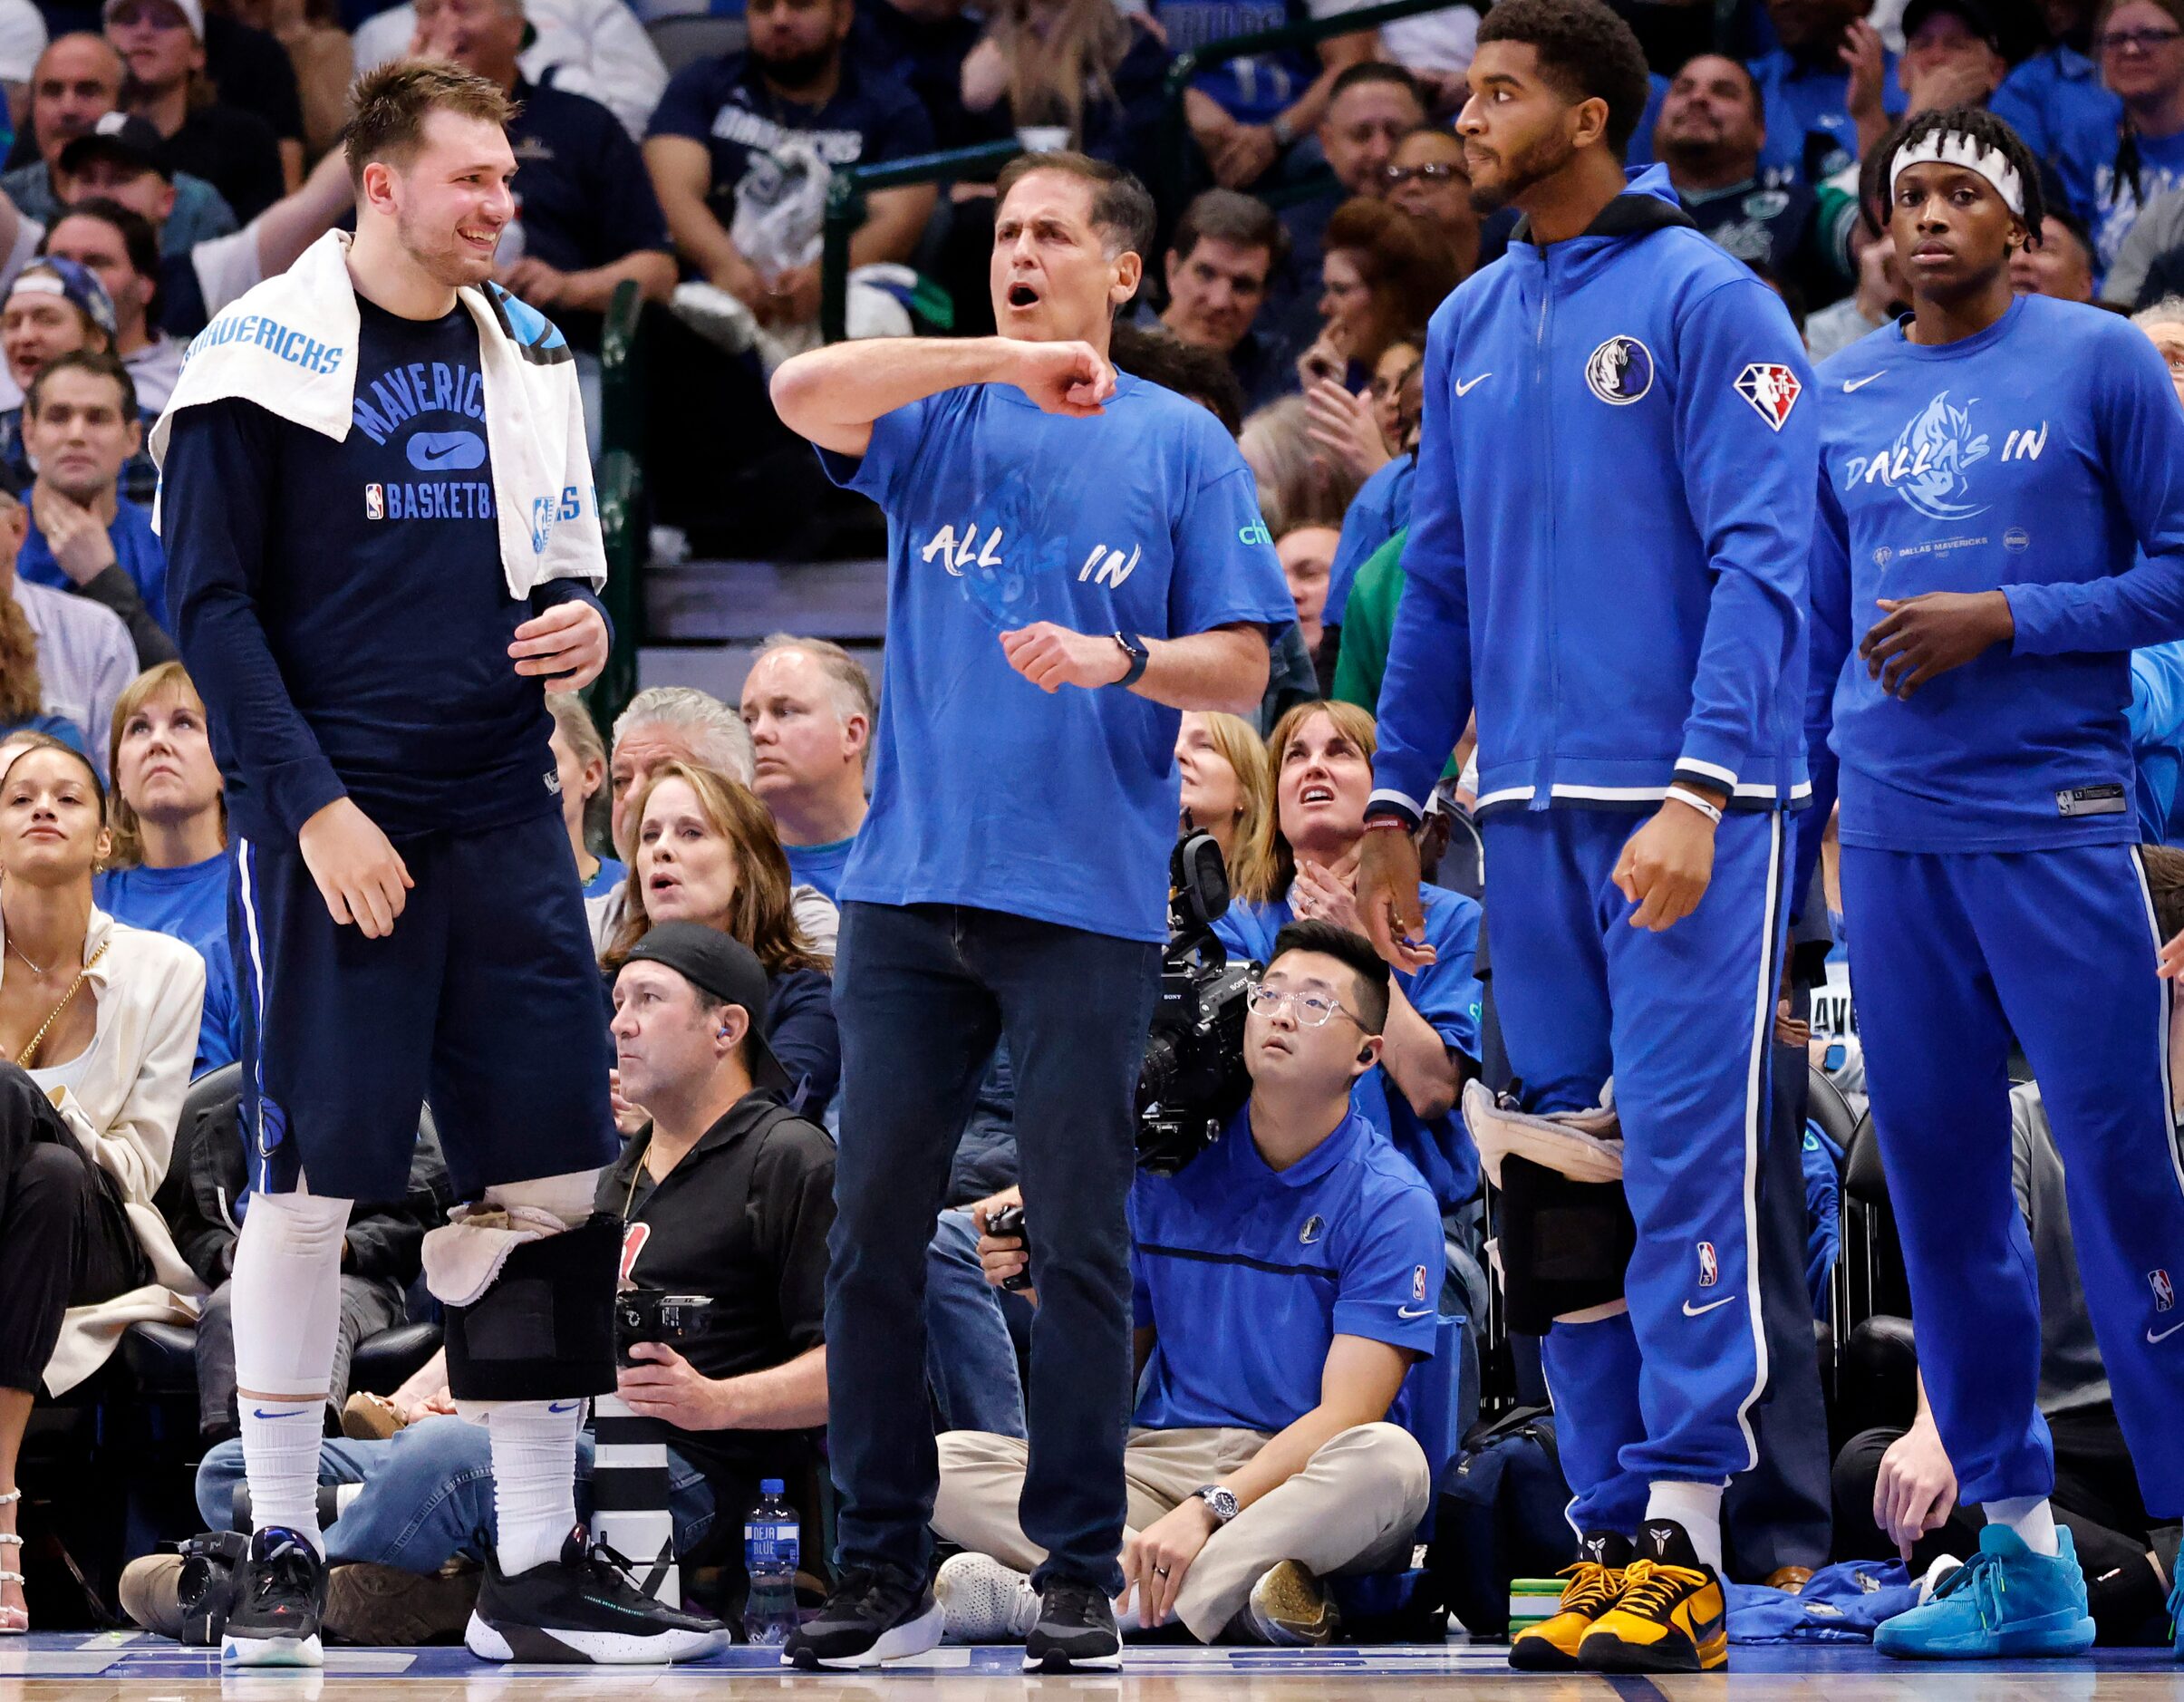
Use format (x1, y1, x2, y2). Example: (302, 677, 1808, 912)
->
(1585, 335, 1655, 405)
(1845, 392, 1992, 521)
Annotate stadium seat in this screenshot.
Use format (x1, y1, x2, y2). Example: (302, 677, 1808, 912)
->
(644, 14, 747, 75)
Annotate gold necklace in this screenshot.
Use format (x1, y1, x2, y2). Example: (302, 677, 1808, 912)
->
(17, 941, 105, 1069)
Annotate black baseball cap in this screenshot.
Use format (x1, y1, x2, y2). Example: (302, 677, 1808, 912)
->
(1900, 0, 2005, 51)
(58, 112, 174, 183)
(617, 922, 797, 1100)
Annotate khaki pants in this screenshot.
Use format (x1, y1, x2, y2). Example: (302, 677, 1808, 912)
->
(933, 1422, 1431, 1641)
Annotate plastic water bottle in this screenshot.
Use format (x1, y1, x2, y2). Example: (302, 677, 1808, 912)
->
(742, 1480, 800, 1646)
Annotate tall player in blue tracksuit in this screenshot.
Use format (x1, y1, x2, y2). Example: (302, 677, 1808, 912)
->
(1356, 0, 1815, 1675)
(1805, 106, 2184, 1661)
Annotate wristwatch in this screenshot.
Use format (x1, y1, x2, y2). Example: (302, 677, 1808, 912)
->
(1112, 631, 1150, 688)
(1193, 1484, 1240, 1526)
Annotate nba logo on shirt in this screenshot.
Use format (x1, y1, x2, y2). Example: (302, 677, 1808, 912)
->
(364, 483, 384, 520)
(1412, 1264, 1428, 1302)
(1697, 1242, 1719, 1288)
(2152, 1270, 2176, 1313)
(1735, 363, 1802, 431)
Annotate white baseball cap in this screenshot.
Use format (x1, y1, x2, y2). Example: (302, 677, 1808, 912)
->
(103, 0, 206, 43)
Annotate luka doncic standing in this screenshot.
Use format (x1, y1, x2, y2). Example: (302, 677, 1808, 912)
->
(1357, 0, 1816, 1674)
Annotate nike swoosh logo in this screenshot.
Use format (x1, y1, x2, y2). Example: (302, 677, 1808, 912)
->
(1454, 373, 1493, 397)
(419, 441, 463, 462)
(546, 1400, 583, 1413)
(250, 1407, 314, 1420)
(1683, 1296, 1737, 1317)
(1843, 373, 1883, 392)
(1397, 1304, 1434, 1319)
(2149, 1320, 2184, 1343)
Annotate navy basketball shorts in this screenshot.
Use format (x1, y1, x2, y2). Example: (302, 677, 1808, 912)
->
(229, 808, 617, 1203)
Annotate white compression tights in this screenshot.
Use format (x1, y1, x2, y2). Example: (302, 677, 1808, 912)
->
(231, 1186, 353, 1552)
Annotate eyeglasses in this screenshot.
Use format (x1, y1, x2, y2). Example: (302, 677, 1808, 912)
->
(2097, 25, 2183, 52)
(1247, 984, 1363, 1029)
(1381, 161, 1463, 187)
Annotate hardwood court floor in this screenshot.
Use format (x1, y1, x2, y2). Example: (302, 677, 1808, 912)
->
(6, 1637, 2184, 1699)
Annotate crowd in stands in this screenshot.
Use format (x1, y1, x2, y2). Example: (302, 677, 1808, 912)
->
(2, 0, 2184, 1660)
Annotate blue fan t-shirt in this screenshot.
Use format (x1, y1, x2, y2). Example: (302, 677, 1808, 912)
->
(785, 836, 855, 903)
(19, 496, 170, 634)
(94, 853, 240, 1076)
(820, 372, 1293, 942)
(1216, 884, 1483, 1205)
(1129, 1104, 1444, 1435)
(2049, 107, 2184, 274)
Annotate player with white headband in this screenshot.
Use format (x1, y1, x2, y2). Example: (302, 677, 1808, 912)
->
(1803, 104, 2184, 1662)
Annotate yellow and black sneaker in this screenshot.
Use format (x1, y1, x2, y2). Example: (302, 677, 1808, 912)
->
(1508, 1532, 1633, 1671)
(1579, 1519, 1728, 1673)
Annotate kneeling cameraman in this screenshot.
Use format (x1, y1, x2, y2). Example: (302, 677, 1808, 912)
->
(932, 921, 1444, 1650)
(173, 927, 833, 1644)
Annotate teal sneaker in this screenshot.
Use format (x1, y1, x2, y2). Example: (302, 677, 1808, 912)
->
(2168, 1564, 2182, 1659)
(1875, 1525, 2094, 1661)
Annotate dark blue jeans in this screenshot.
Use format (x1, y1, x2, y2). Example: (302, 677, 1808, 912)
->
(827, 902, 1158, 1594)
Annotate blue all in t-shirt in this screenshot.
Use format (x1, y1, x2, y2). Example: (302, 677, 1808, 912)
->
(162, 294, 601, 843)
(94, 854, 240, 1076)
(19, 497, 170, 635)
(785, 836, 855, 903)
(1810, 295, 2184, 853)
(822, 372, 1293, 942)
(1129, 1105, 1444, 1435)
(1216, 885, 1483, 1205)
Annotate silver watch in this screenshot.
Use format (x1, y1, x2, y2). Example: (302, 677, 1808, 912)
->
(1193, 1484, 1240, 1525)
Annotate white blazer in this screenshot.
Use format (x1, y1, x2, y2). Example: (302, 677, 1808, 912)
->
(27, 907, 209, 1396)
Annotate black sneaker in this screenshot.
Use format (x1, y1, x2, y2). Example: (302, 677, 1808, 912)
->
(1024, 1576, 1121, 1673)
(221, 1527, 327, 1668)
(782, 1566, 943, 1669)
(464, 1525, 728, 1665)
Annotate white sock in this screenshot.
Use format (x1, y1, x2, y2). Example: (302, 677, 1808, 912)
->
(1986, 1495, 2061, 1557)
(230, 1189, 352, 1556)
(1646, 1482, 1725, 1572)
(239, 1405, 327, 1555)
(488, 1400, 585, 1576)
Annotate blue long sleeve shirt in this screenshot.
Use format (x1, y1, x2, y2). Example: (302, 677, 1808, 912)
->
(1803, 295, 2184, 878)
(160, 295, 606, 846)
(1371, 168, 1815, 826)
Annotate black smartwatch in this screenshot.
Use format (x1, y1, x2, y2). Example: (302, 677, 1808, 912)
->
(1112, 631, 1149, 688)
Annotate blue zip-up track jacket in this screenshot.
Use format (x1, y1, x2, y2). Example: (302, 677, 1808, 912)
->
(1369, 166, 1818, 824)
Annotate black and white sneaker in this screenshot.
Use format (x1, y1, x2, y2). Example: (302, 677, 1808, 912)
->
(782, 1566, 943, 1669)
(221, 1527, 327, 1668)
(1024, 1576, 1122, 1672)
(463, 1525, 728, 1665)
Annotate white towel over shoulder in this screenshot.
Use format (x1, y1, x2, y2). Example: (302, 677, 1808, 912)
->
(148, 228, 604, 603)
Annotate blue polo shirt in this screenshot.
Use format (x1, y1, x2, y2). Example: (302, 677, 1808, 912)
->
(19, 495, 170, 635)
(93, 854, 240, 1077)
(785, 836, 855, 903)
(1130, 1104, 1444, 1435)
(646, 51, 934, 224)
(820, 372, 1292, 942)
(1215, 884, 1483, 1206)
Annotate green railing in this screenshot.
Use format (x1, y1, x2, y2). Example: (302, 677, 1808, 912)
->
(1158, 0, 1469, 218)
(821, 138, 1023, 343)
(587, 276, 645, 731)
